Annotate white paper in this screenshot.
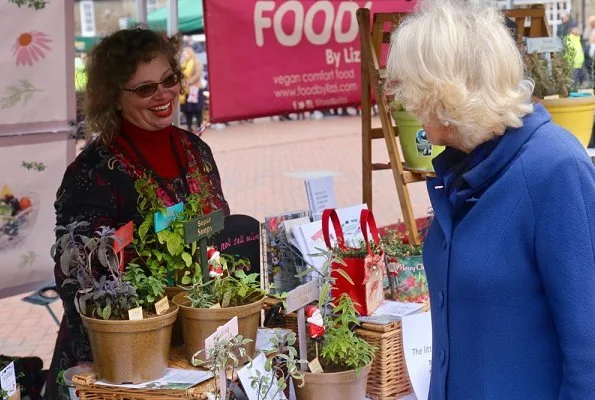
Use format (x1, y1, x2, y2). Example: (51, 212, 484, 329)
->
(255, 328, 292, 353)
(0, 361, 17, 397)
(304, 176, 336, 220)
(95, 368, 213, 390)
(238, 352, 287, 400)
(401, 312, 432, 400)
(359, 301, 424, 325)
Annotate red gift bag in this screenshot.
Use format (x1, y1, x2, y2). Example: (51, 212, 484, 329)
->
(322, 208, 385, 316)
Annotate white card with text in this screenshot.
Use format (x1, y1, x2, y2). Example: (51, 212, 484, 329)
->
(0, 361, 17, 397)
(401, 312, 432, 400)
(238, 352, 286, 400)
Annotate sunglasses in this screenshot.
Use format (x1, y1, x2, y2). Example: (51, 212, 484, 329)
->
(121, 72, 180, 98)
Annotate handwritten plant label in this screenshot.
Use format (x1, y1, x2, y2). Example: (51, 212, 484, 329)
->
(0, 361, 17, 398)
(286, 280, 319, 313)
(154, 202, 184, 233)
(183, 209, 225, 245)
(204, 316, 239, 355)
(154, 296, 170, 315)
(308, 357, 324, 374)
(128, 306, 144, 321)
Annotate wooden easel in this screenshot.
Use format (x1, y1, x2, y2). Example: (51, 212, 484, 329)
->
(358, 6, 549, 246)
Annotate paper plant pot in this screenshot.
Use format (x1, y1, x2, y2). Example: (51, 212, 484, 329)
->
(294, 363, 372, 400)
(80, 302, 178, 384)
(391, 110, 445, 171)
(173, 293, 264, 362)
(165, 286, 186, 346)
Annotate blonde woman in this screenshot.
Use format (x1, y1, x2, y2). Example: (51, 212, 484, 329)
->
(386, 1, 595, 399)
(180, 46, 204, 131)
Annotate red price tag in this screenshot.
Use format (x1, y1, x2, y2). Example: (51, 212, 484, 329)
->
(114, 221, 133, 272)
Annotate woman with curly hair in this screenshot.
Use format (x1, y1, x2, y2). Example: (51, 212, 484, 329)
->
(386, 0, 595, 398)
(45, 29, 229, 399)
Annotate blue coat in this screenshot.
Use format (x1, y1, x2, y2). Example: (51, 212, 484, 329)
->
(424, 104, 595, 400)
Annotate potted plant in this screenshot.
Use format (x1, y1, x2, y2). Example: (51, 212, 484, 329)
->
(381, 229, 428, 303)
(51, 221, 178, 384)
(293, 249, 376, 400)
(389, 101, 445, 171)
(173, 252, 267, 362)
(525, 40, 595, 146)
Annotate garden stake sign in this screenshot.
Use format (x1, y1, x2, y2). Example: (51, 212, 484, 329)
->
(184, 209, 225, 283)
(285, 279, 320, 371)
(113, 221, 133, 272)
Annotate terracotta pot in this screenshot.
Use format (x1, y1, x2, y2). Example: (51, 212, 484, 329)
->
(80, 302, 178, 384)
(294, 363, 372, 400)
(539, 96, 595, 147)
(172, 292, 264, 362)
(165, 286, 186, 346)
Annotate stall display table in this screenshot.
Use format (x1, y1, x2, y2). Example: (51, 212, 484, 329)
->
(72, 347, 222, 400)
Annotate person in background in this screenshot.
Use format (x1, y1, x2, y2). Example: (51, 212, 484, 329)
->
(180, 46, 204, 132)
(557, 12, 571, 39)
(46, 28, 229, 399)
(567, 23, 585, 88)
(386, 0, 595, 399)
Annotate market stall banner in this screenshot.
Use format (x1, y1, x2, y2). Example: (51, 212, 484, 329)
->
(0, 0, 73, 134)
(204, 0, 416, 122)
(0, 134, 73, 299)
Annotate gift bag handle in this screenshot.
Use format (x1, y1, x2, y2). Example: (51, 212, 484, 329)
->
(360, 209, 381, 257)
(322, 209, 348, 250)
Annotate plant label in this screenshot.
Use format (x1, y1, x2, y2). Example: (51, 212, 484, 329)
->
(286, 280, 319, 313)
(216, 316, 239, 342)
(0, 361, 17, 398)
(308, 357, 324, 374)
(183, 209, 225, 245)
(221, 291, 231, 308)
(154, 296, 170, 315)
(113, 221, 134, 253)
(154, 202, 184, 233)
(209, 303, 221, 309)
(238, 352, 287, 400)
(128, 306, 143, 321)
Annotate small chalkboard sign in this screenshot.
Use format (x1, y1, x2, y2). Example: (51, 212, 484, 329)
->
(211, 214, 261, 275)
(183, 209, 225, 283)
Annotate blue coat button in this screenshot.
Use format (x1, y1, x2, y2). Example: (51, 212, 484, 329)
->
(440, 350, 446, 366)
(438, 291, 445, 308)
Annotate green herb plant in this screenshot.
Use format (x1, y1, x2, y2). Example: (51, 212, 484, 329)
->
(298, 248, 377, 373)
(125, 173, 212, 303)
(380, 229, 422, 258)
(52, 222, 139, 320)
(249, 330, 305, 399)
(524, 41, 575, 98)
(192, 334, 253, 400)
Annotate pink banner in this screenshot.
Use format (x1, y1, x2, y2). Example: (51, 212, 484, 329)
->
(204, 0, 416, 123)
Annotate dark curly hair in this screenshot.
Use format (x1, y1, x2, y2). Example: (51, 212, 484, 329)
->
(84, 28, 183, 144)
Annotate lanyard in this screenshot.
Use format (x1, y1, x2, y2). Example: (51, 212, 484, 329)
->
(119, 131, 190, 203)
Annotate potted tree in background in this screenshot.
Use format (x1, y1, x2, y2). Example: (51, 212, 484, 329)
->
(525, 39, 595, 146)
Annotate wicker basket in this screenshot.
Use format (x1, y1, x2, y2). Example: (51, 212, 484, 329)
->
(263, 297, 430, 400)
(72, 348, 217, 400)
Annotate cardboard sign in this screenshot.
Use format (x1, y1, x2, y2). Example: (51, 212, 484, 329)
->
(154, 296, 170, 315)
(154, 202, 184, 233)
(183, 209, 225, 245)
(113, 221, 134, 253)
(0, 361, 17, 398)
(285, 280, 320, 313)
(211, 214, 261, 275)
(526, 37, 563, 54)
(401, 312, 432, 400)
(128, 306, 143, 321)
(308, 358, 324, 374)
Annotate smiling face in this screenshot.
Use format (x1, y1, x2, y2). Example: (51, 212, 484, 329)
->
(119, 52, 180, 131)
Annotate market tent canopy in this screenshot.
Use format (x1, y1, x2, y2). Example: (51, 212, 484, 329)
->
(147, 0, 203, 34)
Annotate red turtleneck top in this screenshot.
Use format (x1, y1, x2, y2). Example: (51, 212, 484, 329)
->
(118, 119, 186, 179)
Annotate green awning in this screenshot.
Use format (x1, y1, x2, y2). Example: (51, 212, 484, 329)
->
(147, 0, 203, 34)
